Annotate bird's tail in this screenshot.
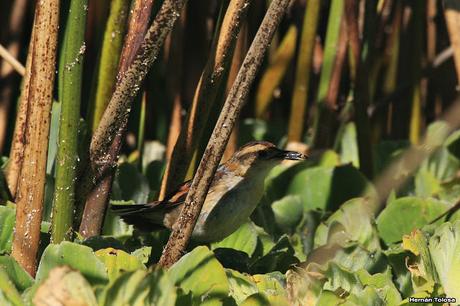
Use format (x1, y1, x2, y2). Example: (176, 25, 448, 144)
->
(111, 202, 166, 232)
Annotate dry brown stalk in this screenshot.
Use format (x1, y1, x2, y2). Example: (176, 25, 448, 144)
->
(4, 0, 32, 198)
(158, 0, 291, 268)
(11, 0, 59, 276)
(159, 0, 251, 199)
(79, 0, 156, 237)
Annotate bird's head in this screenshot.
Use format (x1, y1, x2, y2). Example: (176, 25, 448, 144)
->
(226, 141, 307, 176)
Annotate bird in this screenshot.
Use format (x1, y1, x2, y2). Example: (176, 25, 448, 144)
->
(112, 141, 307, 242)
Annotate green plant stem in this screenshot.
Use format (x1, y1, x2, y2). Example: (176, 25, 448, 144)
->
(158, 0, 291, 268)
(287, 0, 320, 142)
(312, 0, 343, 148)
(88, 0, 130, 132)
(51, 0, 88, 243)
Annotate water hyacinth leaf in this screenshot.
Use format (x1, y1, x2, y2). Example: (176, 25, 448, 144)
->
(35, 241, 108, 285)
(318, 150, 340, 167)
(250, 273, 288, 305)
(308, 243, 383, 273)
(226, 269, 258, 304)
(0, 256, 34, 291)
(250, 235, 298, 274)
(99, 269, 177, 306)
(240, 293, 270, 306)
(377, 197, 447, 245)
(445, 129, 460, 159)
(211, 222, 258, 256)
(271, 195, 303, 232)
(0, 267, 23, 306)
(383, 245, 414, 297)
(315, 291, 343, 305)
(343, 286, 386, 305)
(402, 230, 437, 294)
(287, 164, 376, 211)
(168, 246, 229, 305)
(428, 221, 460, 300)
(0, 206, 15, 253)
(314, 197, 380, 251)
(33, 266, 97, 306)
(131, 246, 152, 265)
(323, 263, 363, 295)
(356, 269, 402, 305)
(420, 147, 460, 182)
(414, 169, 442, 197)
(95, 248, 145, 282)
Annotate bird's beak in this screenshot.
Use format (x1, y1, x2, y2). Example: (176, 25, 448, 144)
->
(280, 150, 308, 161)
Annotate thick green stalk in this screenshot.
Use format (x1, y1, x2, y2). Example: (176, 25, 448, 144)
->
(312, 0, 343, 148)
(287, 0, 320, 142)
(51, 0, 88, 243)
(316, 0, 343, 105)
(88, 0, 130, 132)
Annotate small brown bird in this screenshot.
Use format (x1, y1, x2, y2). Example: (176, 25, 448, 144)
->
(112, 141, 307, 242)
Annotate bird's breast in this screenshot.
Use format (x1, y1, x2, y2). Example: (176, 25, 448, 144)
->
(192, 174, 265, 242)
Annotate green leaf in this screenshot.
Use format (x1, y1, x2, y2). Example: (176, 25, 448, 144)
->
(356, 269, 402, 305)
(250, 235, 298, 274)
(402, 230, 437, 295)
(95, 248, 145, 282)
(0, 256, 33, 291)
(414, 169, 442, 197)
(250, 273, 288, 305)
(240, 293, 270, 306)
(318, 150, 340, 167)
(212, 222, 258, 256)
(377, 197, 447, 244)
(383, 245, 413, 297)
(314, 197, 380, 251)
(420, 147, 460, 182)
(33, 266, 97, 306)
(225, 269, 258, 304)
(428, 221, 460, 300)
(0, 267, 23, 306)
(169, 246, 229, 305)
(323, 263, 363, 295)
(98, 269, 176, 306)
(271, 195, 303, 232)
(36, 241, 108, 285)
(287, 164, 375, 211)
(445, 129, 460, 159)
(0, 206, 15, 253)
